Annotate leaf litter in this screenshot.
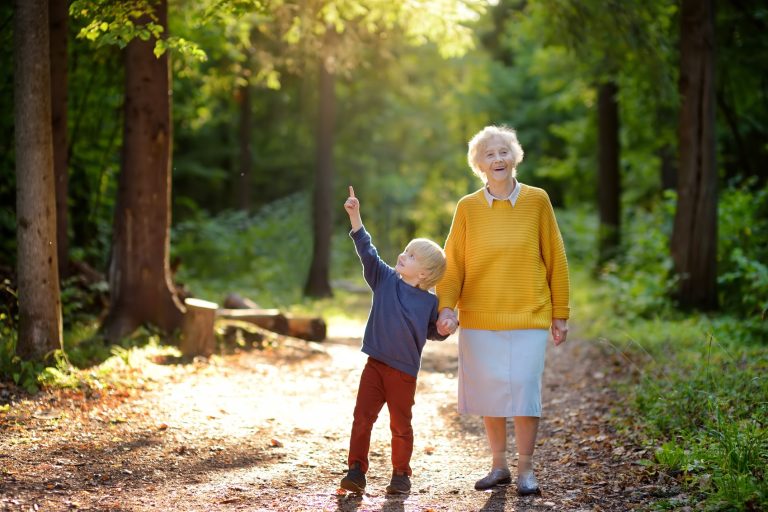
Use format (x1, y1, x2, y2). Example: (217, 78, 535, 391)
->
(0, 328, 669, 511)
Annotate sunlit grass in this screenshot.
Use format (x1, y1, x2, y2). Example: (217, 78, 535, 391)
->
(571, 264, 768, 511)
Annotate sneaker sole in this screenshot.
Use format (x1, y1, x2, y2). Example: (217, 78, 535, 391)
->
(385, 486, 410, 495)
(516, 486, 541, 496)
(474, 477, 511, 490)
(340, 479, 365, 494)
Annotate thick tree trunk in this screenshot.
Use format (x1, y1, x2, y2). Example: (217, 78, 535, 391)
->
(596, 81, 621, 268)
(672, 0, 718, 310)
(304, 57, 335, 298)
(236, 82, 252, 211)
(14, 0, 63, 359)
(50, 0, 68, 277)
(101, 0, 185, 342)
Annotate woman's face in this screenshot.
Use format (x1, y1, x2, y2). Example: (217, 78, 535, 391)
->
(478, 137, 515, 184)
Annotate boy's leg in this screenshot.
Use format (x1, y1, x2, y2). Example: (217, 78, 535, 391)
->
(348, 358, 387, 473)
(383, 366, 417, 476)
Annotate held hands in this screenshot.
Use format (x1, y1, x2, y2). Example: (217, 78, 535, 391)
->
(437, 308, 459, 336)
(344, 185, 363, 232)
(551, 318, 568, 346)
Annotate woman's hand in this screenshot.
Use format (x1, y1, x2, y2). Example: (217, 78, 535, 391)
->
(551, 318, 568, 346)
(437, 308, 458, 336)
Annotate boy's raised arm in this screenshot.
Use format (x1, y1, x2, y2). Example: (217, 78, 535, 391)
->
(344, 185, 363, 232)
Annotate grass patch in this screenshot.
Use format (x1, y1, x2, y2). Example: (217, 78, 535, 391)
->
(574, 266, 768, 511)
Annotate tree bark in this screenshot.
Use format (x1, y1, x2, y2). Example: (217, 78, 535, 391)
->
(596, 81, 621, 268)
(304, 56, 335, 298)
(672, 0, 718, 310)
(50, 0, 68, 277)
(101, 0, 185, 342)
(659, 145, 677, 192)
(14, 0, 63, 359)
(236, 81, 252, 211)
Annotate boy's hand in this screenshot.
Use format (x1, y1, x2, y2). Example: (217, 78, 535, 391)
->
(437, 308, 458, 336)
(344, 185, 363, 232)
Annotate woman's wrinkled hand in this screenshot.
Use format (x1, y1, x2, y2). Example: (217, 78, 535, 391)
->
(551, 318, 568, 346)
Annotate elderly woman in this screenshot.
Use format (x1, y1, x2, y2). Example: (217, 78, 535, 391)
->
(436, 125, 570, 495)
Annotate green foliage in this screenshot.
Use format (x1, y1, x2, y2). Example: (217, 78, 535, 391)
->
(575, 264, 768, 511)
(554, 207, 598, 269)
(0, 337, 43, 394)
(70, 0, 164, 47)
(597, 196, 677, 318)
(639, 346, 768, 511)
(171, 192, 312, 306)
(718, 180, 768, 318)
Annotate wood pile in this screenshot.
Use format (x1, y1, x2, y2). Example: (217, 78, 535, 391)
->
(178, 292, 327, 358)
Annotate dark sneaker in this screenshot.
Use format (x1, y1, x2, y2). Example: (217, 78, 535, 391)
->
(385, 472, 411, 494)
(340, 462, 366, 493)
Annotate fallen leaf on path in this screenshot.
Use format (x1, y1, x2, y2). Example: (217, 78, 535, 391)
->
(270, 438, 283, 447)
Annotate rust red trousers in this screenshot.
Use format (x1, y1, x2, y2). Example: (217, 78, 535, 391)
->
(347, 357, 417, 476)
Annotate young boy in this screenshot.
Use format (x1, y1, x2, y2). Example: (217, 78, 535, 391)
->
(340, 185, 453, 495)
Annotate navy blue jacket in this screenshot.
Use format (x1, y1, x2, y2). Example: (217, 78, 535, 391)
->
(351, 226, 446, 377)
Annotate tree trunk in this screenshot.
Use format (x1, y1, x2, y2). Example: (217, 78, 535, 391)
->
(304, 57, 335, 298)
(236, 81, 252, 211)
(101, 0, 185, 342)
(671, 0, 718, 310)
(50, 0, 68, 277)
(14, 0, 63, 359)
(596, 81, 621, 268)
(659, 144, 677, 192)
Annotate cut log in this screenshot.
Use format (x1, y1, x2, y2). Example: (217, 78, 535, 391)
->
(285, 314, 327, 341)
(223, 293, 261, 309)
(180, 298, 219, 358)
(216, 308, 289, 334)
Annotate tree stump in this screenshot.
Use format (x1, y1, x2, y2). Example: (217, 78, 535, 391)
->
(180, 298, 219, 358)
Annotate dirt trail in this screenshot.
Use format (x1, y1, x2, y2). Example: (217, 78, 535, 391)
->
(1, 323, 657, 511)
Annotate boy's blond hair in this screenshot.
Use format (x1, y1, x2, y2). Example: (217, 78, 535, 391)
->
(406, 238, 447, 291)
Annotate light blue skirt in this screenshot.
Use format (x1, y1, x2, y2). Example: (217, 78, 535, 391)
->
(457, 328, 548, 417)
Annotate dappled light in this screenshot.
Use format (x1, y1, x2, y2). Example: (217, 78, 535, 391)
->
(3, 0, 767, 510)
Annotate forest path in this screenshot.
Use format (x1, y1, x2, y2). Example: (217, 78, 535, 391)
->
(1, 322, 659, 511)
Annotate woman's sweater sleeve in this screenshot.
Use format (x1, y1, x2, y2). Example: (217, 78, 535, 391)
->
(436, 201, 467, 311)
(539, 193, 570, 319)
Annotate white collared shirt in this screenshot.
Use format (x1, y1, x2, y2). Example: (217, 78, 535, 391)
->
(483, 179, 521, 207)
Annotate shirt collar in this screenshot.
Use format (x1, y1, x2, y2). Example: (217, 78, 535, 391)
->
(483, 179, 521, 207)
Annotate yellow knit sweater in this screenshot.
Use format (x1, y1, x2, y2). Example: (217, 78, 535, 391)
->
(436, 184, 570, 330)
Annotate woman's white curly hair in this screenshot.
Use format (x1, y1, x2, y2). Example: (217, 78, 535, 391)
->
(467, 125, 525, 183)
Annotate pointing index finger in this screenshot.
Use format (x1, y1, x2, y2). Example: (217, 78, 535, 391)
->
(348, 186, 355, 198)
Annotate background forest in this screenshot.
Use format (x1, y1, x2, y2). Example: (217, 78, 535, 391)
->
(2, 0, 767, 510)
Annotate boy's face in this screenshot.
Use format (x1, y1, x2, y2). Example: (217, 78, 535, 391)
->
(395, 247, 425, 283)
